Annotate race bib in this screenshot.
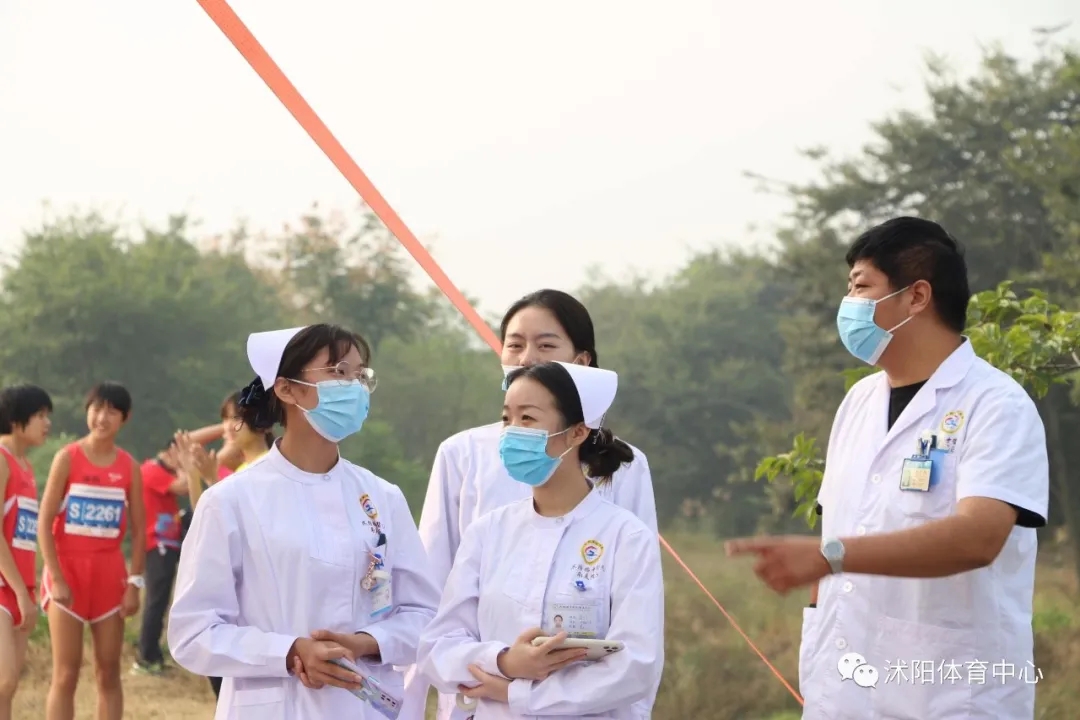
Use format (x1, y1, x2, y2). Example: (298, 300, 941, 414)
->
(64, 484, 125, 538)
(13, 497, 39, 552)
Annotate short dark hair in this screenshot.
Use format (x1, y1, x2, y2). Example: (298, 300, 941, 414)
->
(85, 382, 132, 420)
(222, 389, 274, 449)
(845, 217, 971, 333)
(238, 324, 371, 432)
(0, 384, 53, 434)
(506, 362, 633, 481)
(500, 290, 600, 368)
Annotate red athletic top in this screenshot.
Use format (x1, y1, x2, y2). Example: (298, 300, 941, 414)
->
(51, 443, 133, 555)
(141, 460, 181, 550)
(0, 446, 38, 590)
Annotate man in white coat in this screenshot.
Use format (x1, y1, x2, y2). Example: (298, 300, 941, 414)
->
(404, 290, 661, 719)
(728, 217, 1049, 719)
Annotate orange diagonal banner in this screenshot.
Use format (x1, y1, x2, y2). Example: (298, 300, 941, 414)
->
(194, 0, 804, 707)
(195, 0, 500, 354)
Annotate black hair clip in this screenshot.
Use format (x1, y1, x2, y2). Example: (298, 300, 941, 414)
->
(238, 376, 266, 407)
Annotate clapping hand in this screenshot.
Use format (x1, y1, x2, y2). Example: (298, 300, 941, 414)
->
(174, 431, 218, 484)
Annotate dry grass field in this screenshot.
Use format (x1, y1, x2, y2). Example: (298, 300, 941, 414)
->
(11, 532, 1079, 719)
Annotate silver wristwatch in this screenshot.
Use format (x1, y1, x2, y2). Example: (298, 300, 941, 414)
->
(821, 537, 845, 574)
(127, 575, 146, 590)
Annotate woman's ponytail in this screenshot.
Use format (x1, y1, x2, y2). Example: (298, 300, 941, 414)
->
(578, 427, 635, 482)
(236, 377, 279, 432)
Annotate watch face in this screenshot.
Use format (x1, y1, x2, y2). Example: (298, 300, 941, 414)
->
(822, 540, 843, 558)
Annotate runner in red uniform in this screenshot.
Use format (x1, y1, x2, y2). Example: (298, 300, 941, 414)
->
(0, 384, 52, 720)
(38, 382, 144, 720)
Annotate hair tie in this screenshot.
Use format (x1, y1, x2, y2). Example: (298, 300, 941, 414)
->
(238, 376, 266, 407)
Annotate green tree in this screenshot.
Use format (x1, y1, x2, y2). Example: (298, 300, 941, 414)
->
(0, 214, 285, 458)
(270, 205, 434, 350)
(583, 252, 791, 535)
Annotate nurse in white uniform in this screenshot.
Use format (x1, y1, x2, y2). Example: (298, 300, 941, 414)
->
(409, 289, 660, 718)
(727, 217, 1049, 719)
(417, 361, 664, 719)
(168, 324, 441, 720)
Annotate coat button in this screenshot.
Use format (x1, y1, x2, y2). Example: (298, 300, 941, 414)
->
(835, 637, 848, 650)
(856, 525, 867, 536)
(871, 474, 882, 484)
(843, 581, 854, 593)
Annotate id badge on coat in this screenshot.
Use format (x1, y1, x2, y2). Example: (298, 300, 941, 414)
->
(900, 430, 937, 492)
(543, 598, 602, 638)
(900, 456, 932, 492)
(368, 542, 392, 618)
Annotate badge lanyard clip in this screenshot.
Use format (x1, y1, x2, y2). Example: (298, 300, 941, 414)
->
(361, 550, 379, 591)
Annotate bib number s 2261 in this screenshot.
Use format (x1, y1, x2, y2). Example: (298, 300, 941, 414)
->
(64, 484, 126, 539)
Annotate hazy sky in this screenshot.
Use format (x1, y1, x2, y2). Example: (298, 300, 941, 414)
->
(2, 1, 1077, 318)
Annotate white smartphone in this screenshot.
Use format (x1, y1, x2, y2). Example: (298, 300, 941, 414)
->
(326, 658, 402, 719)
(530, 636, 625, 661)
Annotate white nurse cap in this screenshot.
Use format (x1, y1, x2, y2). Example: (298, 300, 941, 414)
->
(246, 326, 306, 391)
(553, 361, 618, 429)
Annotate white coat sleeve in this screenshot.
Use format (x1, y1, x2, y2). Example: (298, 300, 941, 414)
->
(617, 449, 658, 534)
(404, 442, 464, 712)
(167, 487, 295, 678)
(506, 525, 665, 716)
(416, 516, 511, 691)
(616, 450, 662, 719)
(416, 440, 463, 589)
(360, 486, 442, 667)
(956, 386, 1049, 525)
(817, 376, 867, 515)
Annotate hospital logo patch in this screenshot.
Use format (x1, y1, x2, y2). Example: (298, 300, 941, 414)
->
(360, 494, 378, 520)
(941, 410, 965, 435)
(581, 540, 604, 566)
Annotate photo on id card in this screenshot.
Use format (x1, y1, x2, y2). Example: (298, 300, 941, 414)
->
(543, 599, 601, 638)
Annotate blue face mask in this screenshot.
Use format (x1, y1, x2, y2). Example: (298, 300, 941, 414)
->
(836, 287, 912, 365)
(295, 379, 370, 443)
(499, 426, 573, 487)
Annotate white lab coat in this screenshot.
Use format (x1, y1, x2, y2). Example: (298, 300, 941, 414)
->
(406, 422, 660, 718)
(168, 444, 440, 720)
(417, 490, 664, 719)
(801, 340, 1049, 720)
